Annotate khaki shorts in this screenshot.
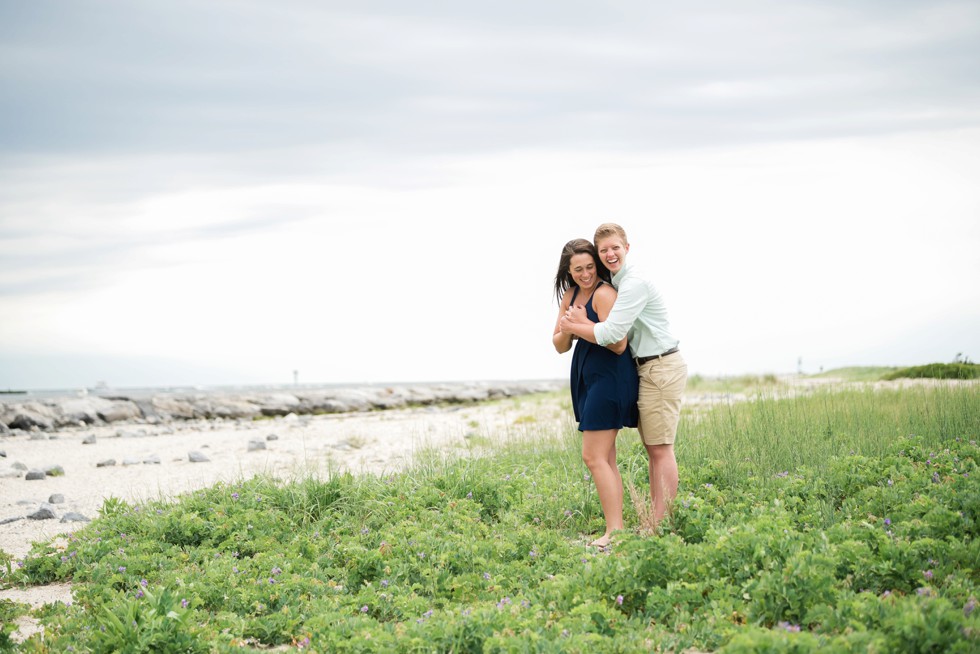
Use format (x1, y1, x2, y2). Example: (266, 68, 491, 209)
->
(637, 352, 688, 446)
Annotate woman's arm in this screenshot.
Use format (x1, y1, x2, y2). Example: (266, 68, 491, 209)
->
(592, 285, 629, 355)
(552, 292, 574, 353)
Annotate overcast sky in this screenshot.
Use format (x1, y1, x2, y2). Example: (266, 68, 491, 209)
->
(2, 1, 979, 390)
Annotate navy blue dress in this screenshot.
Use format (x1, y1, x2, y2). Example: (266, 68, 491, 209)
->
(568, 283, 639, 431)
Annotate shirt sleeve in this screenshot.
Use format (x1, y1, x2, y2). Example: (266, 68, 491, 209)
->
(594, 276, 648, 346)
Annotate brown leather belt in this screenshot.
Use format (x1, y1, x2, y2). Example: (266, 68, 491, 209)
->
(635, 347, 679, 366)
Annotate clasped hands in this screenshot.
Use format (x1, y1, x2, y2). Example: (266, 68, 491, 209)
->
(559, 304, 589, 334)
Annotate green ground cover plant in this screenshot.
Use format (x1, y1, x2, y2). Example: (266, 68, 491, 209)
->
(1, 383, 978, 652)
(883, 363, 980, 381)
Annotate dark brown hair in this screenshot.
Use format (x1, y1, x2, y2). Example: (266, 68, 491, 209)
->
(553, 238, 610, 304)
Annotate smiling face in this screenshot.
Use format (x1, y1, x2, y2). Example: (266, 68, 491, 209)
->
(596, 234, 629, 275)
(568, 252, 600, 292)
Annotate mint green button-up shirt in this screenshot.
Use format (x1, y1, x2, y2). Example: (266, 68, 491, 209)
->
(593, 262, 680, 358)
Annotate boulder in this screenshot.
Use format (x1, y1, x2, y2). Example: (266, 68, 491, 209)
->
(98, 400, 143, 423)
(203, 399, 262, 420)
(6, 403, 56, 431)
(149, 397, 199, 420)
(25, 469, 46, 481)
(188, 451, 211, 463)
(256, 393, 301, 417)
(61, 512, 90, 523)
(52, 397, 116, 426)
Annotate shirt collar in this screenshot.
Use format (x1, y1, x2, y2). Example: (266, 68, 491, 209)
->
(611, 262, 630, 287)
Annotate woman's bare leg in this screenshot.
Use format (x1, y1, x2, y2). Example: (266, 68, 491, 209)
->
(582, 428, 623, 547)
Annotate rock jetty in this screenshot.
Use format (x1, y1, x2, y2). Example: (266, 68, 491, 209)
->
(0, 381, 564, 433)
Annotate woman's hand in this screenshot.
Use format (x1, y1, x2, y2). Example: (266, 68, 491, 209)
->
(560, 305, 589, 332)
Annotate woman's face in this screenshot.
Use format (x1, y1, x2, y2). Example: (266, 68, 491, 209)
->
(596, 235, 628, 275)
(568, 252, 599, 291)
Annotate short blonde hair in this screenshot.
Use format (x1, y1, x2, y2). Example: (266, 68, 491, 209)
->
(594, 223, 628, 246)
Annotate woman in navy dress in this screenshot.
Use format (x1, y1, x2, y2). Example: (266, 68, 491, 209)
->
(552, 239, 639, 548)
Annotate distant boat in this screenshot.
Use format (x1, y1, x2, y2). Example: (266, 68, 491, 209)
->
(1, 389, 27, 395)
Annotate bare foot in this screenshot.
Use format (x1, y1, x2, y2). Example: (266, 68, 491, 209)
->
(589, 534, 612, 549)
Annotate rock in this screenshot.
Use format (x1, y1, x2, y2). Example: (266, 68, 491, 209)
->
(122, 458, 141, 466)
(0, 422, 9, 435)
(257, 393, 302, 417)
(12, 461, 27, 471)
(0, 450, 5, 457)
(27, 505, 57, 520)
(266, 434, 279, 441)
(97, 400, 143, 423)
(48, 493, 66, 504)
(143, 454, 161, 465)
(43, 465, 66, 477)
(149, 397, 199, 420)
(96, 459, 117, 467)
(247, 439, 266, 452)
(29, 433, 47, 441)
(0, 516, 24, 525)
(82, 434, 97, 445)
(188, 451, 210, 463)
(203, 398, 262, 420)
(61, 512, 90, 523)
(52, 397, 116, 426)
(25, 469, 46, 481)
(4, 402, 57, 431)
(0, 467, 21, 479)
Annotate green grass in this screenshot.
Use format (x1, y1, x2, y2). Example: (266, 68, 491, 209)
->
(2, 385, 979, 652)
(883, 363, 980, 380)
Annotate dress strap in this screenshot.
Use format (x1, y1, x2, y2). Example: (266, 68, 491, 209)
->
(569, 286, 580, 304)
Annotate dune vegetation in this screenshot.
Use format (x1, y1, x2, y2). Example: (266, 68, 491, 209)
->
(2, 378, 978, 652)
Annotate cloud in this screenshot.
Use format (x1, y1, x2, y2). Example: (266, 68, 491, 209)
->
(2, 1, 978, 157)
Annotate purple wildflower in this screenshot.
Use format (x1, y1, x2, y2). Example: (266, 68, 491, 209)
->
(361, 605, 369, 613)
(777, 621, 801, 632)
(181, 598, 189, 609)
(964, 598, 977, 617)
(884, 518, 891, 526)
(381, 579, 389, 588)
(616, 595, 624, 605)
(923, 570, 934, 580)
